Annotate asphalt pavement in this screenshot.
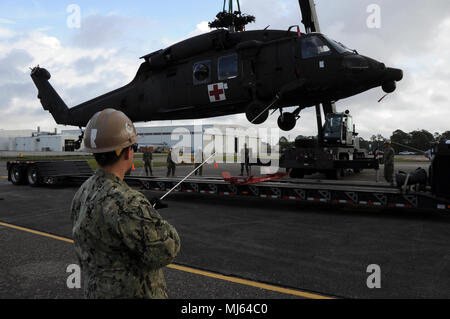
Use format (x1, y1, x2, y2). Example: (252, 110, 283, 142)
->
(0, 158, 448, 299)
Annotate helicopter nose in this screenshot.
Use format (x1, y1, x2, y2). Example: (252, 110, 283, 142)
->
(384, 67, 403, 82)
(380, 67, 403, 93)
(341, 55, 370, 71)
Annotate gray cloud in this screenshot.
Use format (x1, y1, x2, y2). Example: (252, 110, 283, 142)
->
(62, 68, 131, 106)
(0, 49, 36, 115)
(0, 49, 33, 85)
(71, 14, 134, 48)
(1, 1, 450, 137)
(72, 55, 108, 76)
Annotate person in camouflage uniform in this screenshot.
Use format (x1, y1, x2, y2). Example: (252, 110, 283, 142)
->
(166, 149, 176, 177)
(143, 148, 153, 176)
(384, 140, 395, 186)
(194, 148, 204, 176)
(239, 143, 251, 176)
(71, 109, 180, 299)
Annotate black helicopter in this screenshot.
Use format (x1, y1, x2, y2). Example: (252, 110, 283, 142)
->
(31, 0, 403, 132)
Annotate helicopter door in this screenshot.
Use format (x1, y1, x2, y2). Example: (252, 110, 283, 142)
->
(166, 63, 188, 110)
(190, 59, 214, 108)
(216, 53, 244, 103)
(299, 35, 334, 85)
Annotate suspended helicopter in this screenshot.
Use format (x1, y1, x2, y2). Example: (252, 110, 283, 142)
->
(31, 0, 403, 133)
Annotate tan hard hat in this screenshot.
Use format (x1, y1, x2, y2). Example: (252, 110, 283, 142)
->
(83, 109, 139, 153)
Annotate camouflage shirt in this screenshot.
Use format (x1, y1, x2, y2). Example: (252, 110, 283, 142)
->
(143, 151, 153, 163)
(70, 169, 180, 299)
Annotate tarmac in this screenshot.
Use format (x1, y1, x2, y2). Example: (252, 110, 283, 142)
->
(1, 159, 449, 299)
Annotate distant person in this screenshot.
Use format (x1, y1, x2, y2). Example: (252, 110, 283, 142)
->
(373, 148, 380, 182)
(166, 148, 176, 177)
(424, 148, 434, 162)
(143, 148, 153, 176)
(384, 140, 395, 186)
(71, 109, 180, 299)
(239, 143, 251, 177)
(194, 148, 204, 177)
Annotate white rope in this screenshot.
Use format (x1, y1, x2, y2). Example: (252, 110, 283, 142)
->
(155, 95, 281, 206)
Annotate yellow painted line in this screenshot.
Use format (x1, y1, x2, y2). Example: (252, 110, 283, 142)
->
(0, 221, 334, 299)
(0, 221, 74, 244)
(167, 264, 334, 299)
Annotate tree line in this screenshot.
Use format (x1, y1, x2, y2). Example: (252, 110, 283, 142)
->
(280, 130, 450, 154)
(364, 130, 450, 153)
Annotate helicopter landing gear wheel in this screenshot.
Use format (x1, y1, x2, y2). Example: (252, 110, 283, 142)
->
(246, 101, 269, 125)
(277, 112, 297, 131)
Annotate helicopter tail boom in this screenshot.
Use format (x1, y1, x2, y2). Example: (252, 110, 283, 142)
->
(31, 66, 135, 127)
(30, 66, 70, 125)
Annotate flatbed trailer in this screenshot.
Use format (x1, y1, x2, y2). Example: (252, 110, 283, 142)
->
(136, 176, 450, 212)
(7, 160, 92, 186)
(6, 160, 450, 212)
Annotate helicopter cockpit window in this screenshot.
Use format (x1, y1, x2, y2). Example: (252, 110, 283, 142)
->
(322, 35, 354, 54)
(301, 36, 331, 59)
(193, 60, 211, 85)
(218, 54, 238, 81)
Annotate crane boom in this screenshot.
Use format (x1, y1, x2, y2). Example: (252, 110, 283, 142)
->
(298, 0, 336, 145)
(298, 0, 321, 33)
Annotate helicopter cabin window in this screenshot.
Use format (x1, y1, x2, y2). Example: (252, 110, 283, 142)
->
(193, 60, 211, 85)
(301, 36, 331, 59)
(218, 54, 238, 81)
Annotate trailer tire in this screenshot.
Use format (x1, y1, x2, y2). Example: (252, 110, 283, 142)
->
(27, 165, 41, 187)
(9, 165, 27, 185)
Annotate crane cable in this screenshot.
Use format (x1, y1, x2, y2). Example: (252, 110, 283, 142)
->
(223, 0, 241, 13)
(157, 95, 281, 204)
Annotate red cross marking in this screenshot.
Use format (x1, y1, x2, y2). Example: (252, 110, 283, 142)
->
(209, 84, 224, 101)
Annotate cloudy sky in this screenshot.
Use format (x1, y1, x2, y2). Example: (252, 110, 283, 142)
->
(0, 0, 449, 140)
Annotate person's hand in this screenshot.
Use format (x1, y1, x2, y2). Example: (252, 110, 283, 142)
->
(150, 197, 168, 209)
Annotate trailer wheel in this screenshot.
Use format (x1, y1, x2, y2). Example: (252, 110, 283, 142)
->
(27, 165, 41, 187)
(9, 165, 26, 185)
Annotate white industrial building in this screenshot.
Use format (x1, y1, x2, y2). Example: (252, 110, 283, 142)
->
(9, 134, 80, 152)
(63, 124, 265, 155)
(0, 129, 35, 151)
(1, 128, 79, 152)
(2, 124, 269, 155)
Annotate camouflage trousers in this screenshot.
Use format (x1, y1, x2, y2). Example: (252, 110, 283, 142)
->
(144, 162, 153, 176)
(384, 163, 394, 183)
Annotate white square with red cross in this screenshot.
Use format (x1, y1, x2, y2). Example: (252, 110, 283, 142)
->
(208, 82, 228, 103)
